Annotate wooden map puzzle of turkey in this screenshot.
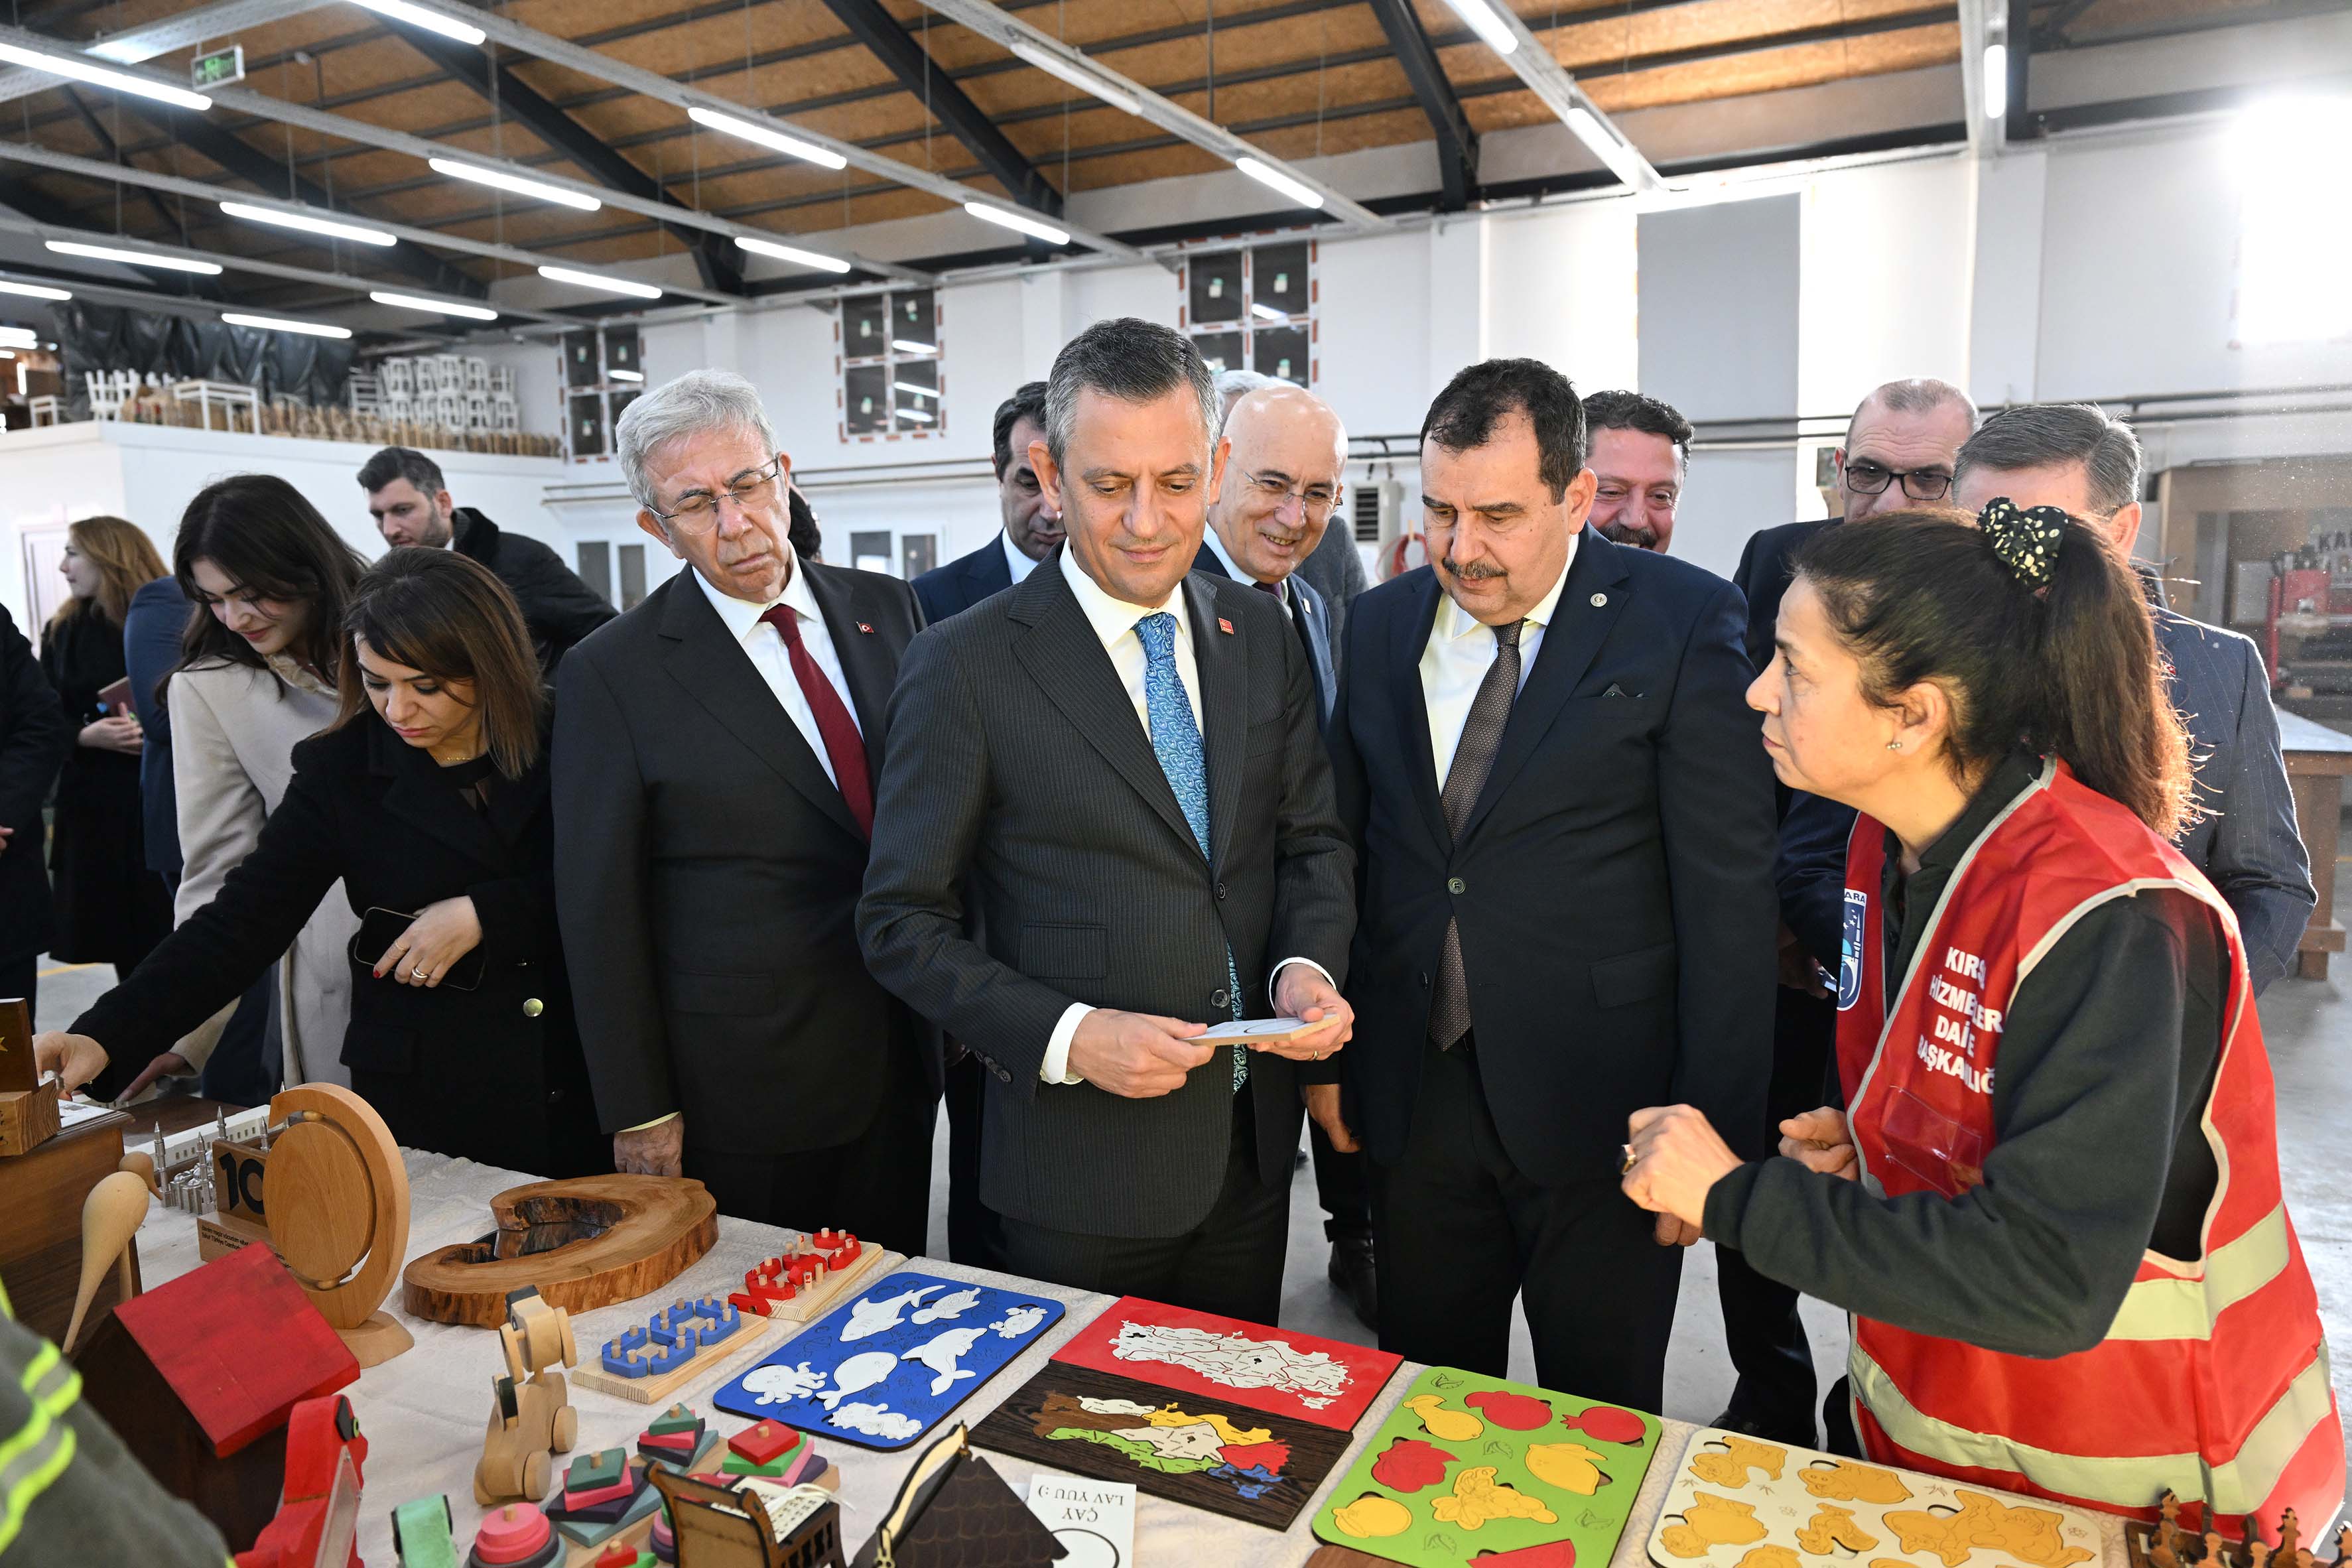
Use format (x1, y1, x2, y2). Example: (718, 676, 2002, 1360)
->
(1049, 1295, 1403, 1431)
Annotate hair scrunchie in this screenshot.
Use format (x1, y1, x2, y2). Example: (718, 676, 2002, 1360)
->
(1979, 496, 2067, 589)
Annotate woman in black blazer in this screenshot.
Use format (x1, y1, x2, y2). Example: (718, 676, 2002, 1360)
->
(38, 549, 605, 1178)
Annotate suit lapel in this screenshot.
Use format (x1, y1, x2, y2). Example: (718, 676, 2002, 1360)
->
(1291, 574, 1336, 729)
(657, 573, 862, 841)
(1008, 555, 1198, 854)
(369, 722, 508, 872)
(1459, 530, 1632, 842)
(803, 561, 891, 784)
(1391, 571, 1448, 847)
(1185, 573, 1248, 875)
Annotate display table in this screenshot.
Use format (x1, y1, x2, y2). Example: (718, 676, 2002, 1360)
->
(137, 1150, 2136, 1567)
(2277, 709, 2352, 980)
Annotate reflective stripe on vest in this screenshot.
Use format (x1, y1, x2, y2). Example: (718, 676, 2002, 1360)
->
(2107, 1203, 2293, 1341)
(0, 1344, 81, 1557)
(1852, 1339, 2337, 1516)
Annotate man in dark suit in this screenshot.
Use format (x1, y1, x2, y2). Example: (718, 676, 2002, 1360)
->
(1317, 358, 1776, 1411)
(1719, 376, 1976, 1443)
(860, 318, 1357, 1322)
(1950, 403, 2312, 987)
(1216, 368, 1370, 655)
(360, 446, 615, 675)
(0, 600, 67, 1014)
(1189, 380, 1373, 1323)
(554, 369, 934, 1252)
(912, 381, 1061, 626)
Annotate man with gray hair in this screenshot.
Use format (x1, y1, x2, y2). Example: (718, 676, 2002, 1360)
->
(552, 368, 935, 1250)
(861, 318, 1356, 1319)
(1950, 402, 2312, 990)
(1216, 366, 1370, 650)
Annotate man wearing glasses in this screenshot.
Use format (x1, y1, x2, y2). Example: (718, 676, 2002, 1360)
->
(1717, 376, 1977, 1448)
(553, 369, 935, 1254)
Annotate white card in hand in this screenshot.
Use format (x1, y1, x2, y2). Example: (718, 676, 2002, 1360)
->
(1026, 1473, 1136, 1567)
(1192, 1016, 1321, 1045)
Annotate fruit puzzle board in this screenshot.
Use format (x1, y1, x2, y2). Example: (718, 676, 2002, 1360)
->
(1646, 1428, 2102, 1568)
(1052, 1295, 1404, 1431)
(1311, 1365, 1662, 1568)
(710, 1270, 1063, 1451)
(973, 1361, 1354, 1532)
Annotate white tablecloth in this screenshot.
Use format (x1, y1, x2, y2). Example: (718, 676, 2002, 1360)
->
(137, 1151, 2131, 1567)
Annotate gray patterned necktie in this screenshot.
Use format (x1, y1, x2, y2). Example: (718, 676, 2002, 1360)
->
(1429, 618, 1523, 1049)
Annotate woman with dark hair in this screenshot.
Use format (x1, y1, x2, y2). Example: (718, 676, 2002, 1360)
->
(111, 476, 371, 1102)
(35, 549, 604, 1177)
(1622, 504, 2339, 1537)
(40, 515, 172, 976)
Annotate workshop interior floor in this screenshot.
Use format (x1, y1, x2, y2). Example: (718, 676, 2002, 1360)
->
(33, 836, 2352, 1443)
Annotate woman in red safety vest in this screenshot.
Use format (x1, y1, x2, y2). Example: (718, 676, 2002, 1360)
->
(1622, 502, 2341, 1542)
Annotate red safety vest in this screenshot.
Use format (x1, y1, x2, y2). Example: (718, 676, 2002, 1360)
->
(1835, 757, 2342, 1539)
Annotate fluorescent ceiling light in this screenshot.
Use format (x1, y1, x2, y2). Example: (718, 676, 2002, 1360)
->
(0, 350, 13, 359)
(220, 200, 397, 247)
(1235, 157, 1324, 211)
(1981, 44, 2008, 121)
(734, 234, 854, 274)
(0, 327, 36, 347)
(0, 40, 216, 111)
(1250, 301, 1284, 322)
(537, 264, 663, 300)
(46, 238, 222, 274)
(687, 106, 848, 170)
(369, 290, 499, 322)
(897, 405, 935, 423)
(222, 311, 352, 339)
(1437, 0, 1519, 56)
(892, 338, 936, 355)
(610, 369, 644, 382)
(344, 0, 486, 46)
(1563, 107, 1652, 189)
(429, 157, 601, 212)
(0, 279, 70, 300)
(1006, 39, 1143, 117)
(964, 201, 1071, 246)
(892, 381, 936, 398)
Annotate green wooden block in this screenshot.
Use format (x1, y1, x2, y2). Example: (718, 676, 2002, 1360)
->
(648, 1404, 701, 1437)
(389, 1494, 460, 1568)
(720, 1451, 791, 1477)
(568, 1447, 627, 1492)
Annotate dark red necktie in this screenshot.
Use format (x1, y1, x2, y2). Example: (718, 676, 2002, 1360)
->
(759, 604, 873, 838)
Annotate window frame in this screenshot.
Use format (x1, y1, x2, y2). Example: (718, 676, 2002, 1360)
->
(838, 287, 946, 442)
(1177, 236, 1319, 388)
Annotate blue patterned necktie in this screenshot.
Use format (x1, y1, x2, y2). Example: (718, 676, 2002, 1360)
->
(1135, 612, 1247, 1092)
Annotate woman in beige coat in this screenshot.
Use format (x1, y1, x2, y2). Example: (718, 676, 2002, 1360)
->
(113, 476, 369, 1098)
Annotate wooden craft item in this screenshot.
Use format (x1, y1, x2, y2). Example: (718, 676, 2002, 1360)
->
(389, 1494, 461, 1568)
(402, 1174, 720, 1328)
(651, 1467, 845, 1568)
(573, 1297, 781, 1405)
(1646, 1426, 2101, 1568)
(1053, 1293, 1404, 1431)
(0, 1084, 132, 1344)
(726, 1230, 893, 1325)
(250, 1084, 414, 1368)
(2125, 1490, 2342, 1567)
(973, 1361, 1352, 1532)
(61, 1168, 148, 1352)
(118, 1148, 157, 1193)
(0, 998, 60, 1157)
(477, 1287, 580, 1506)
(1311, 1365, 1661, 1566)
(232, 1392, 368, 1568)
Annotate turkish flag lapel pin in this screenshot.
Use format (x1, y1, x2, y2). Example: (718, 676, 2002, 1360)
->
(1217, 617, 1235, 635)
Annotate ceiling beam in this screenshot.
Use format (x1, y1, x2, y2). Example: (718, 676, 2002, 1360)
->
(1447, 3, 1669, 193)
(60, 88, 192, 253)
(1957, 0, 1994, 157)
(1362, 0, 1477, 210)
(2007, 0, 2036, 140)
(815, 0, 1061, 217)
(912, 0, 1388, 229)
(2032, 0, 2103, 49)
(392, 26, 747, 295)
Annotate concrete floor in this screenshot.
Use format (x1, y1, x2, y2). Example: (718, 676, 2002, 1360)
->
(32, 876, 2351, 1437)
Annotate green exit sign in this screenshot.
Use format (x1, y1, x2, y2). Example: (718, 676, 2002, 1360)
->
(190, 44, 243, 90)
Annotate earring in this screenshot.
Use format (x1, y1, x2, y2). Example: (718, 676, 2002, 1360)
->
(1886, 740, 1903, 751)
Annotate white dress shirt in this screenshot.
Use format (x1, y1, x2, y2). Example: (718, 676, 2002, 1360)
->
(1002, 532, 1042, 586)
(1201, 525, 1294, 617)
(1421, 533, 1576, 791)
(692, 545, 861, 788)
(1039, 546, 1329, 1084)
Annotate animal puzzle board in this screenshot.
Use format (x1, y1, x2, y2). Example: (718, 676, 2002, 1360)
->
(710, 1271, 1062, 1451)
(1312, 1365, 1662, 1568)
(1052, 1295, 1402, 1431)
(972, 1361, 1353, 1532)
(1646, 1428, 2102, 1568)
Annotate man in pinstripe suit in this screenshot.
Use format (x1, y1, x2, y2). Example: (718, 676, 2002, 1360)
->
(860, 318, 1357, 1321)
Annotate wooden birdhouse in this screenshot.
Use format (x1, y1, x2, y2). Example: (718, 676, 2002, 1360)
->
(75, 1242, 360, 1547)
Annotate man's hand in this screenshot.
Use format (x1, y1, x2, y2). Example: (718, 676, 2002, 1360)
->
(0, 823, 13, 858)
(1621, 1104, 1741, 1241)
(1263, 965, 1353, 1063)
(1778, 1106, 1859, 1180)
(79, 714, 142, 755)
(1068, 1010, 1213, 1098)
(1301, 1082, 1359, 1153)
(1776, 922, 1829, 997)
(374, 896, 483, 988)
(614, 1114, 685, 1176)
(33, 1032, 110, 1096)
(118, 1051, 193, 1102)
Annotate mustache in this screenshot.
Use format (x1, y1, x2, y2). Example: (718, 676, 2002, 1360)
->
(1598, 521, 1657, 547)
(1441, 556, 1506, 582)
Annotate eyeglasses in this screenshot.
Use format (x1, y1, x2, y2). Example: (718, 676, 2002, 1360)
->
(650, 454, 785, 533)
(1245, 471, 1339, 521)
(1843, 460, 1953, 501)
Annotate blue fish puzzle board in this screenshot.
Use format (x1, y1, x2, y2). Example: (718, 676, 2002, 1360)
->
(712, 1271, 1065, 1451)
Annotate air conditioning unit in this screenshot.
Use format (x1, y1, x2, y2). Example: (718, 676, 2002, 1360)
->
(1352, 476, 1404, 547)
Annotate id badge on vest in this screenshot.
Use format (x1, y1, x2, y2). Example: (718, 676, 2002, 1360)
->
(1838, 889, 1867, 1012)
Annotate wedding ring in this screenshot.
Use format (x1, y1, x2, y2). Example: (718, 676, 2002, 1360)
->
(413, 967, 429, 980)
(1620, 1142, 1636, 1175)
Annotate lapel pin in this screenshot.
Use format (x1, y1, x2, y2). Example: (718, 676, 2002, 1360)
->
(1217, 617, 1235, 635)
(1590, 593, 1607, 608)
(856, 621, 875, 633)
